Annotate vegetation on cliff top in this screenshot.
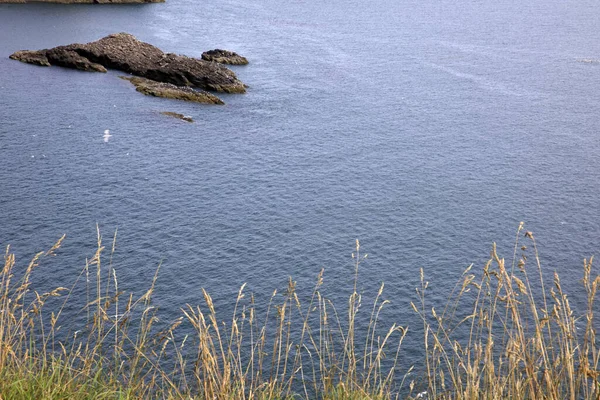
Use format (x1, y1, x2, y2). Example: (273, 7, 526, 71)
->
(1, 224, 599, 399)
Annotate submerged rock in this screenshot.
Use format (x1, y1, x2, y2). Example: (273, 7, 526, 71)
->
(160, 111, 194, 123)
(10, 33, 247, 95)
(121, 76, 224, 105)
(201, 49, 249, 65)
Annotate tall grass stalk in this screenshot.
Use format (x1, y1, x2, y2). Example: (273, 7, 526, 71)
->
(412, 222, 600, 399)
(1, 224, 599, 399)
(0, 235, 406, 399)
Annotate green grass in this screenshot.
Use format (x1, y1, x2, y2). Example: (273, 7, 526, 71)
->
(1, 224, 599, 399)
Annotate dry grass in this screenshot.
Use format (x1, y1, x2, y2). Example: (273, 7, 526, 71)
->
(0, 233, 406, 399)
(412, 222, 600, 399)
(0, 223, 599, 399)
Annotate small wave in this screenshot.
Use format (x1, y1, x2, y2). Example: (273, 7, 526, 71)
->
(423, 61, 536, 97)
(438, 40, 512, 60)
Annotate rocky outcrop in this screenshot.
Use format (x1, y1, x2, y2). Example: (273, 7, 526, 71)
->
(160, 112, 194, 123)
(9, 50, 51, 67)
(47, 47, 107, 72)
(10, 33, 246, 95)
(121, 76, 224, 105)
(201, 49, 249, 65)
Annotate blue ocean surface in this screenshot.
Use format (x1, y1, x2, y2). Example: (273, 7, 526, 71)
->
(1, 0, 600, 371)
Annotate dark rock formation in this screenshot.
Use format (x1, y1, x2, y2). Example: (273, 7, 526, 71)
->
(121, 76, 224, 105)
(47, 47, 107, 72)
(10, 33, 246, 94)
(0, 0, 162, 4)
(201, 49, 249, 65)
(9, 50, 51, 67)
(160, 111, 194, 123)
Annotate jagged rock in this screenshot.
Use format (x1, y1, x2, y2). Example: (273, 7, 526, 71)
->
(9, 50, 50, 66)
(47, 47, 107, 72)
(121, 76, 224, 105)
(10, 33, 246, 94)
(160, 111, 194, 122)
(201, 49, 248, 65)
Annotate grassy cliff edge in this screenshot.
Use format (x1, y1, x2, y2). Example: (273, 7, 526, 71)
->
(1, 224, 599, 399)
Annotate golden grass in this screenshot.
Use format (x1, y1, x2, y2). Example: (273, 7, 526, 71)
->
(412, 222, 600, 399)
(0, 223, 598, 399)
(0, 233, 406, 399)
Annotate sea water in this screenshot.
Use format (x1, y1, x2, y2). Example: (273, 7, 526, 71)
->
(1, 0, 600, 373)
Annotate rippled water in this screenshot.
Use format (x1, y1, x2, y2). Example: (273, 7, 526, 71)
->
(1, 0, 600, 364)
